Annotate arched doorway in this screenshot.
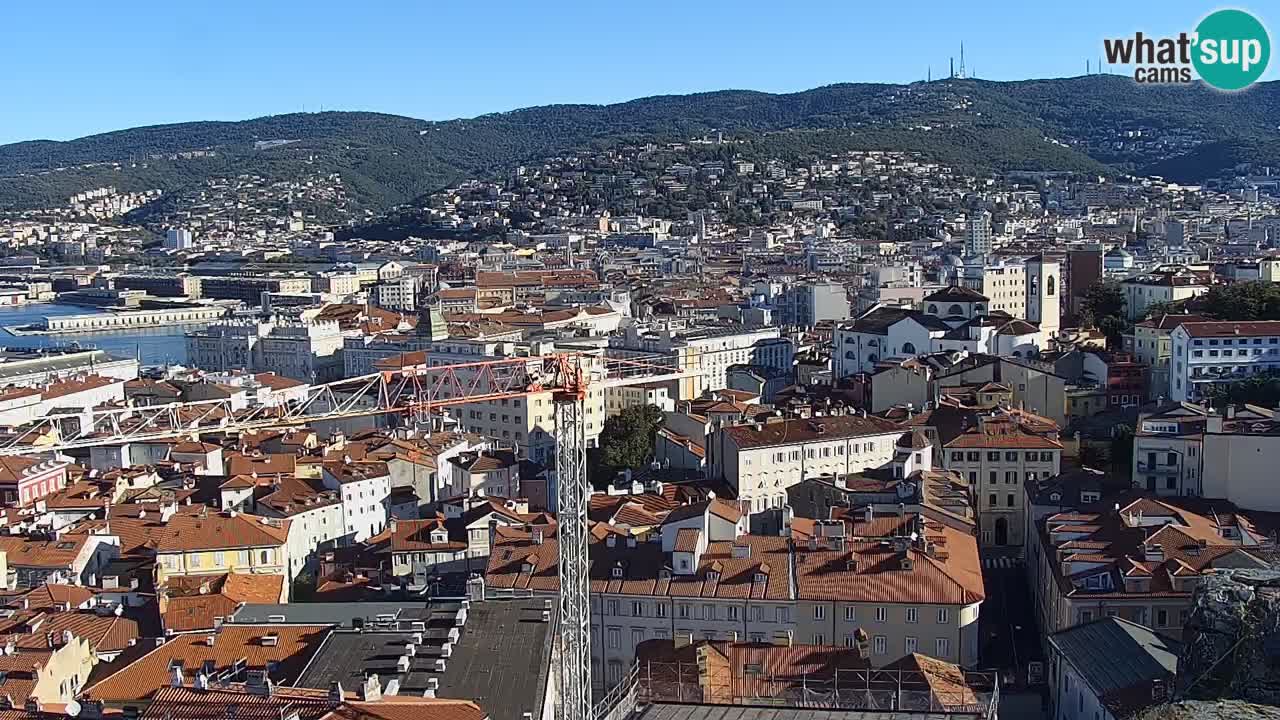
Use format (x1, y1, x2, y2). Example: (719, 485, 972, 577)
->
(994, 517, 1009, 546)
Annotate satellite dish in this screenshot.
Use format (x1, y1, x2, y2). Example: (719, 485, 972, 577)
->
(910, 532, 919, 542)
(66, 700, 82, 717)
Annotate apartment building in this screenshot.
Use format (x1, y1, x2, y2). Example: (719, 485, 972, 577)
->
(484, 500, 984, 692)
(958, 258, 1026, 318)
(1025, 494, 1269, 638)
(706, 413, 907, 514)
(320, 460, 390, 543)
(1168, 320, 1280, 402)
(609, 323, 785, 399)
(604, 382, 674, 418)
(153, 510, 291, 590)
(941, 409, 1062, 547)
(1131, 402, 1209, 497)
(197, 275, 313, 303)
(248, 475, 347, 580)
(1120, 268, 1209, 322)
(775, 281, 850, 328)
(1202, 407, 1280, 512)
(1129, 313, 1209, 398)
(0, 533, 119, 588)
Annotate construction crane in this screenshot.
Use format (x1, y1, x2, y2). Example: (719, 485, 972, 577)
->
(0, 351, 693, 720)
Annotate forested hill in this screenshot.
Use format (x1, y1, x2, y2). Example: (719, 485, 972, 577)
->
(2, 76, 1278, 210)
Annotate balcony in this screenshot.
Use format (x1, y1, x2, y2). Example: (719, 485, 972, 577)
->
(1137, 461, 1180, 474)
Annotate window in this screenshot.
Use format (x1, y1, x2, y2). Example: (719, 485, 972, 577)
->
(632, 601, 644, 617)
(1007, 494, 1015, 507)
(814, 605, 826, 620)
(875, 607, 887, 623)
(727, 606, 739, 621)
(873, 635, 887, 655)
(967, 452, 979, 462)
(906, 607, 918, 624)
(678, 604, 690, 619)
(844, 634, 856, 647)
(607, 628, 620, 648)
(777, 606, 790, 623)
(1006, 471, 1017, 483)
(951, 451, 963, 462)
(260, 550, 270, 564)
(905, 636, 918, 654)
(813, 633, 826, 645)
(632, 629, 644, 647)
(936, 638, 951, 657)
(1157, 609, 1169, 627)
(607, 600, 619, 616)
(1080, 610, 1094, 623)
(703, 604, 715, 620)
(844, 606, 855, 621)
(937, 608, 950, 624)
(656, 604, 667, 618)
(1005, 451, 1018, 462)
(988, 494, 997, 508)
(987, 451, 1000, 462)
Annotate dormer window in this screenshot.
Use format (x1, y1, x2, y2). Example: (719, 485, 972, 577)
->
(1081, 491, 1100, 504)
(707, 570, 720, 582)
(753, 572, 767, 584)
(611, 566, 623, 579)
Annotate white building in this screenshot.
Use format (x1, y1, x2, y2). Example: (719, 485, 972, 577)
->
(164, 228, 194, 251)
(186, 318, 346, 382)
(833, 294, 1044, 379)
(321, 460, 391, 543)
(1167, 320, 1280, 402)
(1120, 268, 1209, 322)
(964, 210, 993, 258)
(707, 412, 908, 513)
(609, 323, 785, 399)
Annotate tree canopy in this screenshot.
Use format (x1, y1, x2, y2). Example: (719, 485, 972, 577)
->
(1080, 281, 1128, 349)
(589, 404, 665, 485)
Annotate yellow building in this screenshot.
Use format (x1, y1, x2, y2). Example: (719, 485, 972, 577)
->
(153, 510, 290, 595)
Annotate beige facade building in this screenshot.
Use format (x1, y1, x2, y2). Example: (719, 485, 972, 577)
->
(484, 499, 984, 692)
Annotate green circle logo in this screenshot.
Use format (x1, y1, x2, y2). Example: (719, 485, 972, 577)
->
(1192, 9, 1271, 90)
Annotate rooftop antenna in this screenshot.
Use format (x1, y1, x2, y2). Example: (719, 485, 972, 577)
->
(1087, 59, 1091, 75)
(959, 42, 966, 78)
(928, 66, 932, 83)
(950, 57, 955, 79)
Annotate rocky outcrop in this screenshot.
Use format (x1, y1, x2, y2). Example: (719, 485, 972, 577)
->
(1176, 568, 1280, 704)
(1138, 700, 1280, 720)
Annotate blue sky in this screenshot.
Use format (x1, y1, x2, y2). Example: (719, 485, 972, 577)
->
(2, 0, 1276, 145)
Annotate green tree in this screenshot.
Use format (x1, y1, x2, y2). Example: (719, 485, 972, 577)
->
(1080, 282, 1128, 349)
(1202, 371, 1280, 410)
(590, 404, 664, 484)
(1078, 444, 1109, 469)
(1197, 281, 1280, 321)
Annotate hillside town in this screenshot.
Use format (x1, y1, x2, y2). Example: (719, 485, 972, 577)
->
(0, 134, 1277, 720)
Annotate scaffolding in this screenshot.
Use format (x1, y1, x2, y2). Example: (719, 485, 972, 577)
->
(631, 659, 1001, 717)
